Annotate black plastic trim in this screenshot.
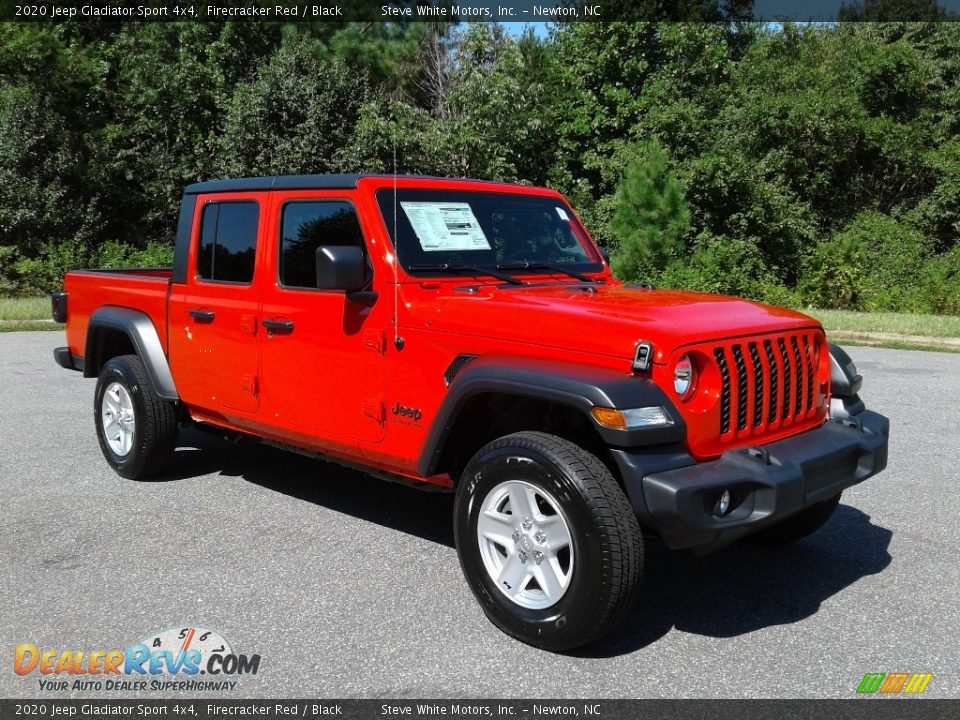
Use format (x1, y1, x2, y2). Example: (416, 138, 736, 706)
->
(829, 343, 863, 397)
(418, 357, 685, 477)
(172, 194, 196, 284)
(262, 318, 295, 335)
(188, 309, 215, 323)
(347, 290, 379, 305)
(632, 341, 653, 372)
(443, 354, 478, 386)
(185, 174, 361, 194)
(610, 444, 697, 519)
(829, 393, 866, 419)
(51, 291, 68, 323)
(618, 408, 889, 553)
(74, 267, 171, 275)
(84, 306, 178, 400)
(184, 174, 516, 196)
(53, 347, 83, 371)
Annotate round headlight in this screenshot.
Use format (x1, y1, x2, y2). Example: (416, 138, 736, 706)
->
(674, 354, 695, 400)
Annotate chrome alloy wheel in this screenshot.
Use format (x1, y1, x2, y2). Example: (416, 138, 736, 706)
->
(101, 381, 135, 457)
(476, 480, 574, 610)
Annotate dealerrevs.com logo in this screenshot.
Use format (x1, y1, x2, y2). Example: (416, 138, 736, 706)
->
(13, 626, 261, 692)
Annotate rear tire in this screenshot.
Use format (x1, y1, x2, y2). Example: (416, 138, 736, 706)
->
(748, 493, 842, 546)
(94, 354, 179, 480)
(454, 431, 644, 651)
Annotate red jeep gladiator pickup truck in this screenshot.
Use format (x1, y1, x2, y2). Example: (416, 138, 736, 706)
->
(52, 174, 889, 650)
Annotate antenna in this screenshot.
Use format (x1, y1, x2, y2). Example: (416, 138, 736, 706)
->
(392, 122, 403, 351)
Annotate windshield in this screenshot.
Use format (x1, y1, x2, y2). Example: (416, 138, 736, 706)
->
(376, 189, 603, 275)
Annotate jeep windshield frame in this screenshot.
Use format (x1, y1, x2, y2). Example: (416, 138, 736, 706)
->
(375, 188, 604, 277)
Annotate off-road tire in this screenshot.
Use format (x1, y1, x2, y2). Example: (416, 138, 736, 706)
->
(94, 354, 178, 480)
(454, 431, 644, 652)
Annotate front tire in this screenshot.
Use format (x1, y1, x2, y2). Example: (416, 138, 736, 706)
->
(94, 354, 179, 480)
(454, 431, 644, 651)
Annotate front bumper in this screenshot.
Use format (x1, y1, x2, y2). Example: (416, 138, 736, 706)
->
(612, 405, 889, 553)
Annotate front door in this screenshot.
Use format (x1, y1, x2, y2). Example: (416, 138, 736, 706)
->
(258, 192, 387, 444)
(168, 193, 265, 416)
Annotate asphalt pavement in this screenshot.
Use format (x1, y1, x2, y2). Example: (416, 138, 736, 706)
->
(1, 331, 957, 699)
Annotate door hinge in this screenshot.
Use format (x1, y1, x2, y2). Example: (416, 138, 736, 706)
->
(363, 398, 385, 423)
(242, 374, 258, 397)
(241, 314, 258, 336)
(363, 329, 386, 354)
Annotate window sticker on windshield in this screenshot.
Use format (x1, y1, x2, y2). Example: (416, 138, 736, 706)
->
(556, 207, 570, 221)
(400, 202, 492, 252)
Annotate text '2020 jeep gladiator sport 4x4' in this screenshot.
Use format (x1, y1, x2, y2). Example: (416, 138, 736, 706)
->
(53, 174, 889, 651)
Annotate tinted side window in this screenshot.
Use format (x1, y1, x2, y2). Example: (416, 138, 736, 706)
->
(280, 201, 365, 289)
(197, 202, 259, 283)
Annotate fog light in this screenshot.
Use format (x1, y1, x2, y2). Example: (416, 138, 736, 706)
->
(718, 489, 731, 515)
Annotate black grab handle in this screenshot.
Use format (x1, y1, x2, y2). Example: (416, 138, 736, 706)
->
(188, 308, 215, 323)
(262, 318, 295, 335)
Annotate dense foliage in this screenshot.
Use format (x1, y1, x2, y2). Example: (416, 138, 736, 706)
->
(0, 21, 957, 314)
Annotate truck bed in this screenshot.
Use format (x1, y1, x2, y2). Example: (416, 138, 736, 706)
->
(63, 268, 173, 360)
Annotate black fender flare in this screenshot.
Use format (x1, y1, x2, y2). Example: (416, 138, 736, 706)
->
(828, 343, 862, 397)
(84, 306, 179, 401)
(417, 356, 684, 477)
(828, 343, 865, 418)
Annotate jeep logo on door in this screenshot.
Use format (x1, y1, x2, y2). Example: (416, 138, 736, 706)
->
(391, 402, 423, 422)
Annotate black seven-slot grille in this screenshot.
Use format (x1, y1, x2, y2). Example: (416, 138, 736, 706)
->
(712, 332, 820, 440)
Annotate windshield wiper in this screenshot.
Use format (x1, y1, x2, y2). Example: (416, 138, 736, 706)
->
(496, 261, 597, 283)
(408, 263, 524, 285)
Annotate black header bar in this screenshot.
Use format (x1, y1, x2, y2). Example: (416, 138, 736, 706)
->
(1, 699, 959, 720)
(3, 0, 960, 23)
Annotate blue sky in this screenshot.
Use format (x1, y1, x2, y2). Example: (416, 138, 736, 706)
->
(502, 21, 552, 39)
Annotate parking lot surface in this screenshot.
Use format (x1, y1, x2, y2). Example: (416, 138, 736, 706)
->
(1, 332, 957, 698)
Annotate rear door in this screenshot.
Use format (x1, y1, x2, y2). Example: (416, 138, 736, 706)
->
(168, 192, 267, 417)
(257, 190, 387, 443)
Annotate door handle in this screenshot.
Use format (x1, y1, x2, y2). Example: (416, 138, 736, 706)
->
(188, 308, 215, 323)
(262, 318, 295, 335)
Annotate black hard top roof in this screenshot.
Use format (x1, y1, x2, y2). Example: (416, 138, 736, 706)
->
(184, 174, 511, 195)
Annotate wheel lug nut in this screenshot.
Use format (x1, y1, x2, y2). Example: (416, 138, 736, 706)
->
(535, 532, 546, 544)
(512, 530, 521, 541)
(522, 517, 533, 529)
(518, 551, 528, 563)
(532, 551, 544, 565)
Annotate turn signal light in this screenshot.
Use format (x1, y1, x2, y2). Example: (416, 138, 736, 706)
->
(591, 407, 627, 429)
(591, 406, 672, 430)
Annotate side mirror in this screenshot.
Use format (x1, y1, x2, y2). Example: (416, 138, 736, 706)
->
(316, 245, 365, 293)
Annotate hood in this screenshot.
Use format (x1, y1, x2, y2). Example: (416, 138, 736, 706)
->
(406, 282, 821, 364)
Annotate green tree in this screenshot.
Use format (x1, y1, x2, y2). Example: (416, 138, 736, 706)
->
(216, 35, 367, 177)
(91, 23, 282, 249)
(546, 22, 747, 248)
(609, 141, 691, 283)
(838, 0, 955, 21)
(2, 19, 959, 310)
(343, 24, 550, 183)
